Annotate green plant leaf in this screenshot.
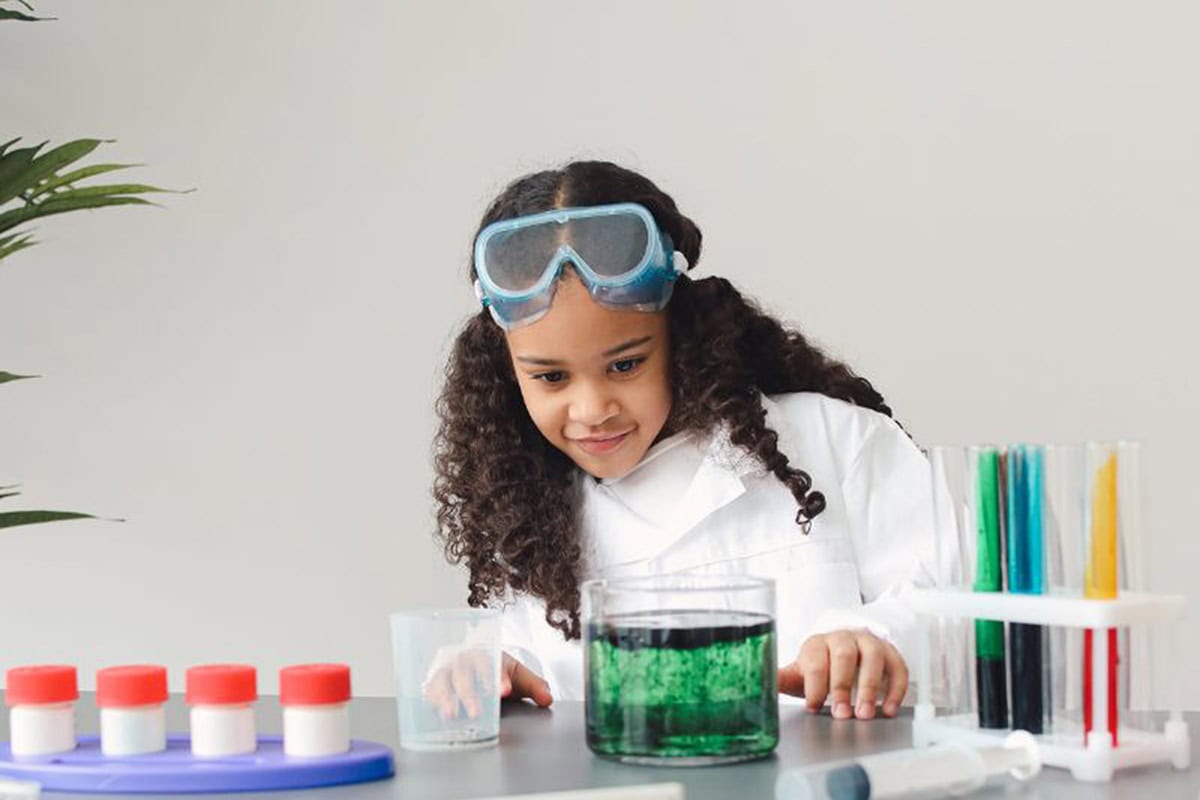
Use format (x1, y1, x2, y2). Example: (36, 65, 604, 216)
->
(0, 195, 154, 236)
(0, 0, 49, 18)
(0, 491, 19, 502)
(0, 138, 107, 206)
(0, 139, 185, 263)
(0, 371, 39, 383)
(0, 140, 47, 194)
(0, 232, 35, 259)
(31, 163, 143, 198)
(0, 9, 51, 21)
(31, 193, 157, 213)
(41, 183, 169, 202)
(0, 510, 118, 529)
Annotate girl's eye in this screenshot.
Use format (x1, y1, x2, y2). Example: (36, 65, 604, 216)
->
(610, 357, 645, 375)
(533, 370, 567, 384)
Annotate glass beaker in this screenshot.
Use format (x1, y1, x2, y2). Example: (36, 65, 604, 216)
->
(581, 574, 778, 766)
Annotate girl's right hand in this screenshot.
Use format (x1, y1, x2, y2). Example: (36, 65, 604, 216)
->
(501, 652, 553, 707)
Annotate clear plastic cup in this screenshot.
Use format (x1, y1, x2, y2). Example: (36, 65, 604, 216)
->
(389, 607, 501, 751)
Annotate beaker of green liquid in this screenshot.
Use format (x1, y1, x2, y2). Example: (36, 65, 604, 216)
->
(582, 574, 778, 766)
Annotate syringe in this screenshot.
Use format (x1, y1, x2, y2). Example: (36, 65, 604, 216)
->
(775, 731, 1039, 800)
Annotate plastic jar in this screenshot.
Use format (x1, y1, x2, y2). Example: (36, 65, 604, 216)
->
(96, 665, 168, 756)
(186, 664, 258, 757)
(279, 664, 351, 757)
(4, 665, 79, 756)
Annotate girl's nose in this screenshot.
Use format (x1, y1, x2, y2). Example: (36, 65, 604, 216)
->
(568, 381, 619, 427)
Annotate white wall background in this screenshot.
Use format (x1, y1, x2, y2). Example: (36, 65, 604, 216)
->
(2, 1, 1197, 703)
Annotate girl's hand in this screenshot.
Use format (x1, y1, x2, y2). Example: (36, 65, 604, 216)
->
(500, 652, 553, 707)
(422, 649, 553, 719)
(777, 629, 908, 720)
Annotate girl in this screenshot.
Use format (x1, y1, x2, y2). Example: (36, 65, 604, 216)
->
(433, 161, 939, 721)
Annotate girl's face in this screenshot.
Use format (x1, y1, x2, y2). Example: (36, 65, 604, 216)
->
(505, 272, 673, 480)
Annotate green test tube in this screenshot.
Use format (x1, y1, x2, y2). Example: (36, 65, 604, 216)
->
(974, 446, 1008, 729)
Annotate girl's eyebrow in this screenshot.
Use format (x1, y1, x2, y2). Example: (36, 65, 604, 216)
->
(515, 335, 654, 367)
(602, 335, 653, 357)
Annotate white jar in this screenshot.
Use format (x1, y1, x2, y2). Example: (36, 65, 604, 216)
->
(5, 665, 78, 756)
(280, 664, 351, 757)
(186, 664, 258, 757)
(282, 702, 350, 757)
(96, 665, 168, 756)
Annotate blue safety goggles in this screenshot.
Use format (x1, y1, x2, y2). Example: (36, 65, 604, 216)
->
(472, 202, 686, 330)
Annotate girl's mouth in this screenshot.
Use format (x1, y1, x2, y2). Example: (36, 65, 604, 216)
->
(573, 430, 633, 456)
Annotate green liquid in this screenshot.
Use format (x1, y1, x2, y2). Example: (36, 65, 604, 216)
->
(585, 609, 779, 765)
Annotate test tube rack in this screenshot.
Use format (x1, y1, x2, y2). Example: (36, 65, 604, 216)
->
(910, 587, 1191, 782)
(0, 736, 394, 793)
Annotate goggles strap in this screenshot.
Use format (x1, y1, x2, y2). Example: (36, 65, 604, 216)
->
(672, 250, 689, 275)
(473, 278, 489, 308)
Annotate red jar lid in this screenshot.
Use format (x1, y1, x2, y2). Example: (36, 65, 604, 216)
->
(96, 665, 169, 708)
(5, 665, 79, 706)
(185, 664, 257, 706)
(279, 664, 351, 706)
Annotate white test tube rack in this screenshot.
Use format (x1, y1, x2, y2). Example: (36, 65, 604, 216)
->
(910, 588, 1191, 782)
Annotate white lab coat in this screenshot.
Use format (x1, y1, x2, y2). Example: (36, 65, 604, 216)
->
(499, 391, 946, 702)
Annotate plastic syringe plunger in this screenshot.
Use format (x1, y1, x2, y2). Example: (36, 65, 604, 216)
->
(775, 731, 1039, 800)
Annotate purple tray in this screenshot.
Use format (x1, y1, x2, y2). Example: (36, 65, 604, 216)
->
(0, 735, 394, 794)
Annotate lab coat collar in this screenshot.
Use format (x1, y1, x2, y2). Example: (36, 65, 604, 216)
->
(695, 393, 799, 482)
(588, 394, 798, 572)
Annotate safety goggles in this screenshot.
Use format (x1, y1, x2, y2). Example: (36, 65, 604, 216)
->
(472, 202, 686, 330)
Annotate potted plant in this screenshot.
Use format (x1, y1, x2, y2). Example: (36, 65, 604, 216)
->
(2, 0, 184, 529)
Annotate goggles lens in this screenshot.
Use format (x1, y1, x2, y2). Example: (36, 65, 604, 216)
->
(473, 203, 681, 329)
(561, 213, 649, 278)
(483, 223, 562, 293)
(481, 209, 653, 293)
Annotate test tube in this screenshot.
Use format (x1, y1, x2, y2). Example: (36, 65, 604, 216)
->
(774, 731, 1039, 800)
(1006, 444, 1048, 734)
(971, 446, 1008, 729)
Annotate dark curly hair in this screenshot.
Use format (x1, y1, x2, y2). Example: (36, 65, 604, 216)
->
(434, 161, 896, 640)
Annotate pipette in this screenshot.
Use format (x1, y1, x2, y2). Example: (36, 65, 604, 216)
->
(775, 731, 1039, 800)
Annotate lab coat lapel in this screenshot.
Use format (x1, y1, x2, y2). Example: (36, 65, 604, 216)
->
(665, 397, 800, 548)
(665, 453, 749, 541)
(588, 426, 755, 572)
(587, 487, 678, 570)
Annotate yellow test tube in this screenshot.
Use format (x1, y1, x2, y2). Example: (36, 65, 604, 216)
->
(1085, 448, 1118, 600)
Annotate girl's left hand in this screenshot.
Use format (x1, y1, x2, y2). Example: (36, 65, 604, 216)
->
(777, 629, 908, 720)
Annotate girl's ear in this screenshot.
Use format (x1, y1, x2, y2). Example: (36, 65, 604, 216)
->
(672, 250, 689, 274)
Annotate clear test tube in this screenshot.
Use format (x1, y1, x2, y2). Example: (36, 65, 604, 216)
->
(968, 445, 1008, 730)
(924, 445, 976, 715)
(775, 732, 1039, 800)
(1043, 443, 1087, 722)
(1114, 441, 1142, 715)
(1083, 441, 1120, 748)
(1005, 443, 1050, 735)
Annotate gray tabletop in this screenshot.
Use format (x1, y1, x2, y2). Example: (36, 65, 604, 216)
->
(1, 695, 1196, 799)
